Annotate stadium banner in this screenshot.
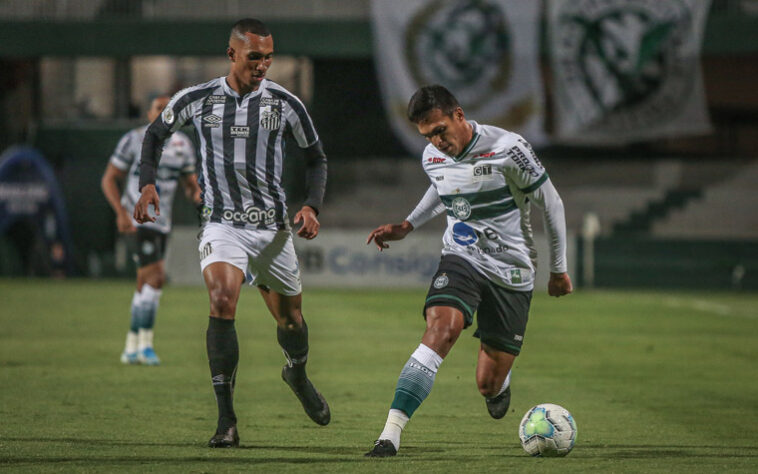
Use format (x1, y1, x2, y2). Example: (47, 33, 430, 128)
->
(548, 0, 712, 144)
(370, 0, 547, 155)
(167, 228, 575, 290)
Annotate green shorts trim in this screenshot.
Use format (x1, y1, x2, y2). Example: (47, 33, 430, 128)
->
(424, 294, 474, 318)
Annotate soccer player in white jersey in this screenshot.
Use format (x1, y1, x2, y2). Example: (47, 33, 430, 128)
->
(133, 19, 330, 448)
(101, 95, 201, 366)
(365, 85, 573, 457)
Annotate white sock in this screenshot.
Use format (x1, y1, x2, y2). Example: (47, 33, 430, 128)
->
(379, 409, 409, 451)
(124, 331, 138, 354)
(410, 343, 443, 373)
(491, 371, 512, 398)
(138, 328, 154, 351)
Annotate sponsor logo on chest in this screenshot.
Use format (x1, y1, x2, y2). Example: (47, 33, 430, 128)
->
(203, 114, 222, 128)
(230, 126, 250, 138)
(204, 95, 226, 105)
(473, 164, 493, 182)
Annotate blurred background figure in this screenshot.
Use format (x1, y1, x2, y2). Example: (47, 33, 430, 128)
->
(101, 94, 200, 365)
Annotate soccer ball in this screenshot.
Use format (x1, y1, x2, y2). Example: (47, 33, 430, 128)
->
(519, 403, 577, 457)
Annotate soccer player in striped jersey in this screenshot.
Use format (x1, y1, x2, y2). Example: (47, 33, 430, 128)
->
(101, 94, 201, 366)
(365, 85, 573, 457)
(133, 18, 330, 448)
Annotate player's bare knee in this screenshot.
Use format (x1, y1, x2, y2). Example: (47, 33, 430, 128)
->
(209, 287, 237, 317)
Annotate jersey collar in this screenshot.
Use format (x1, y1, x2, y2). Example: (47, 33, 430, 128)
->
(452, 121, 480, 162)
(222, 76, 267, 99)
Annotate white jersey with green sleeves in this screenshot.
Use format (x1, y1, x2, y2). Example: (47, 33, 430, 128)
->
(420, 121, 552, 291)
(109, 125, 196, 234)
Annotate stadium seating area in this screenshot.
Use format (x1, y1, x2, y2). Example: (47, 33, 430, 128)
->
(320, 156, 756, 239)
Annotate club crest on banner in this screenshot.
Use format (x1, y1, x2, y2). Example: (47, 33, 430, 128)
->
(371, 0, 546, 153)
(549, 0, 712, 143)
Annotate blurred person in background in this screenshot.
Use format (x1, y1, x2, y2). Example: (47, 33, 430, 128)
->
(101, 94, 201, 366)
(133, 18, 330, 448)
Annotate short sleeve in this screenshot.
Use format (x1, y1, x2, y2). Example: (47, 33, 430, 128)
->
(283, 96, 318, 148)
(109, 132, 135, 171)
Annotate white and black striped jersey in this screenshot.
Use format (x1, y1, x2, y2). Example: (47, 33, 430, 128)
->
(147, 77, 322, 231)
(110, 126, 196, 234)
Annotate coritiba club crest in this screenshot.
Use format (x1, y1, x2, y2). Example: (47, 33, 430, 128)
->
(405, 0, 511, 109)
(556, 0, 696, 131)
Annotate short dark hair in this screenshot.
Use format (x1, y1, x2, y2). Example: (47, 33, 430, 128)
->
(230, 18, 271, 41)
(407, 85, 461, 123)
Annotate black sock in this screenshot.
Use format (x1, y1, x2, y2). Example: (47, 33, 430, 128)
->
(206, 317, 238, 430)
(277, 318, 309, 376)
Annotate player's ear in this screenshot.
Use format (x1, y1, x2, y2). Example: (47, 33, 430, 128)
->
(227, 46, 235, 62)
(454, 107, 465, 121)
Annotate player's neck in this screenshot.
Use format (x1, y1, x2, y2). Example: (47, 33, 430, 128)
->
(226, 74, 259, 97)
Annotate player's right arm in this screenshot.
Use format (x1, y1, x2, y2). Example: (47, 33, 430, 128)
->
(134, 90, 196, 223)
(366, 184, 444, 251)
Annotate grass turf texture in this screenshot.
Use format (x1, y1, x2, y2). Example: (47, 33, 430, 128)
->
(1, 280, 757, 473)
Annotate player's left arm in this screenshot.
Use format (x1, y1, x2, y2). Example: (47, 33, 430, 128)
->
(294, 140, 327, 240)
(283, 96, 327, 240)
(504, 137, 572, 297)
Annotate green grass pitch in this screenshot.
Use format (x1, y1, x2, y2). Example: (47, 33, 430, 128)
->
(1, 279, 757, 472)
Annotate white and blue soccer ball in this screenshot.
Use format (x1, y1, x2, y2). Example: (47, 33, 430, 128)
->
(519, 403, 577, 457)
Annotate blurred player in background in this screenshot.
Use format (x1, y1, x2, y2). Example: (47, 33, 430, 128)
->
(365, 85, 573, 457)
(133, 18, 330, 447)
(101, 95, 201, 366)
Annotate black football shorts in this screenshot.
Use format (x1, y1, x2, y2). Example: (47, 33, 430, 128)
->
(423, 254, 532, 355)
(125, 227, 168, 268)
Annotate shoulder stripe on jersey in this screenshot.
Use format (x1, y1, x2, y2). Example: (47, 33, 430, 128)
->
(519, 172, 548, 194)
(170, 86, 216, 124)
(245, 95, 266, 214)
(439, 185, 511, 206)
(201, 93, 224, 223)
(268, 88, 317, 145)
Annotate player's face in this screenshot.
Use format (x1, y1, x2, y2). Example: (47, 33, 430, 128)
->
(416, 107, 471, 157)
(147, 96, 170, 123)
(228, 33, 274, 93)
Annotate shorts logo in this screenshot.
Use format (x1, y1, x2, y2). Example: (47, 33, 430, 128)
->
(433, 273, 449, 289)
(162, 107, 175, 125)
(451, 196, 472, 221)
(200, 242, 212, 260)
(203, 114, 222, 128)
(514, 334, 523, 342)
(142, 241, 155, 256)
(204, 95, 226, 105)
(222, 206, 276, 225)
(510, 268, 523, 284)
(452, 222, 478, 246)
(230, 126, 250, 138)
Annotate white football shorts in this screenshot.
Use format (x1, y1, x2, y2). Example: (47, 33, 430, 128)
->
(198, 222, 302, 296)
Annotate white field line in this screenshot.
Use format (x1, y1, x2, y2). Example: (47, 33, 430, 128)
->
(663, 297, 757, 319)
